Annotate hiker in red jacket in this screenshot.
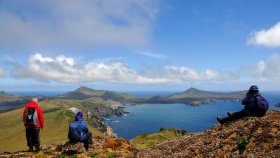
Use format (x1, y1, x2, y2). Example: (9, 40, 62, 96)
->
(22, 98, 44, 152)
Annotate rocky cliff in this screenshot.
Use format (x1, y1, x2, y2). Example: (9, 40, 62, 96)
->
(1, 109, 279, 158)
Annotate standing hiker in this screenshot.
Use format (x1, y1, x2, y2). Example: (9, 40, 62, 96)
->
(217, 85, 269, 124)
(22, 98, 44, 152)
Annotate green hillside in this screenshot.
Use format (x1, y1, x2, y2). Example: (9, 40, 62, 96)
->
(57, 86, 137, 103)
(0, 99, 104, 152)
(0, 92, 30, 107)
(130, 128, 187, 150)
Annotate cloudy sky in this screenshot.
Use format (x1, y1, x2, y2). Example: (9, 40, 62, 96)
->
(0, 0, 280, 92)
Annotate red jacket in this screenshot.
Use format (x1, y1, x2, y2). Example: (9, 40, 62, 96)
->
(22, 101, 44, 128)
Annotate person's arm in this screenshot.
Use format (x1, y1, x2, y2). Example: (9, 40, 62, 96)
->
(82, 122, 88, 133)
(37, 107, 44, 128)
(242, 92, 254, 105)
(22, 107, 27, 122)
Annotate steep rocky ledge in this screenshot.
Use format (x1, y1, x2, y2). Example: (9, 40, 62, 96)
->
(1, 109, 279, 158)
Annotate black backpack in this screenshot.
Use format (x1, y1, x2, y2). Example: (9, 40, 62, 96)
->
(24, 108, 38, 126)
(255, 96, 269, 112)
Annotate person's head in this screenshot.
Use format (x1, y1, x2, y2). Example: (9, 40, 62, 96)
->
(75, 111, 83, 120)
(32, 98, 38, 103)
(248, 84, 259, 94)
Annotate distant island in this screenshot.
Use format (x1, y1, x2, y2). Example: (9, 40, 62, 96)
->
(274, 102, 280, 107)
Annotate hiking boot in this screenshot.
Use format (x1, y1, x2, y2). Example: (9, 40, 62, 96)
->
(88, 144, 92, 150)
(217, 117, 224, 125)
(35, 146, 40, 152)
(85, 144, 92, 151)
(227, 112, 233, 117)
(28, 146, 33, 152)
(85, 146, 89, 151)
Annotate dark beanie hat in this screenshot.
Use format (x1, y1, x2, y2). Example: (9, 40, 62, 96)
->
(77, 111, 83, 117)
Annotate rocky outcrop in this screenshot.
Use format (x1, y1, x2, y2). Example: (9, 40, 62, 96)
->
(137, 109, 280, 158)
(106, 126, 117, 138)
(61, 141, 86, 155)
(114, 106, 129, 116)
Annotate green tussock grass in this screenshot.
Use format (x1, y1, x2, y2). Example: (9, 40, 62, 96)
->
(0, 99, 104, 152)
(130, 128, 187, 150)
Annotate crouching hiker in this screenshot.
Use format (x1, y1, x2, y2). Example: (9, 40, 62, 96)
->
(217, 85, 269, 124)
(22, 98, 44, 152)
(68, 111, 93, 150)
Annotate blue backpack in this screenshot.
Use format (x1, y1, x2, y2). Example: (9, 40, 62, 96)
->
(69, 121, 85, 141)
(256, 96, 269, 112)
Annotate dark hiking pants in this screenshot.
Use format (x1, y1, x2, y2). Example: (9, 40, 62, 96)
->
(70, 132, 93, 150)
(26, 128, 40, 147)
(82, 132, 93, 150)
(220, 109, 266, 124)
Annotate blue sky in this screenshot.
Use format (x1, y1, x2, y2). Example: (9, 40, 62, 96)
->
(0, 0, 280, 92)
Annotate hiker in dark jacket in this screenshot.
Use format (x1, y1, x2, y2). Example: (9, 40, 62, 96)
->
(68, 111, 93, 150)
(22, 98, 44, 152)
(217, 85, 269, 124)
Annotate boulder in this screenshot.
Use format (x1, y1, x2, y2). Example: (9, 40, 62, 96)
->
(61, 141, 86, 155)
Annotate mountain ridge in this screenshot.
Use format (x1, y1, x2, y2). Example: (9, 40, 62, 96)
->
(57, 86, 136, 103)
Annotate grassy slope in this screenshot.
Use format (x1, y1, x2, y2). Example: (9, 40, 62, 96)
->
(130, 128, 186, 150)
(0, 99, 103, 152)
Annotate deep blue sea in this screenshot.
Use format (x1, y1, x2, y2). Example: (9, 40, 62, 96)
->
(105, 91, 280, 139)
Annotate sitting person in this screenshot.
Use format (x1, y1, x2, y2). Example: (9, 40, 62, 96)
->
(68, 111, 93, 150)
(217, 85, 269, 124)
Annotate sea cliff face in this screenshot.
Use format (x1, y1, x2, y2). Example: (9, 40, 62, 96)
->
(1, 109, 279, 157)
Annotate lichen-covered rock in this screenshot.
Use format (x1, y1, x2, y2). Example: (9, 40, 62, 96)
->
(61, 141, 86, 155)
(137, 110, 280, 158)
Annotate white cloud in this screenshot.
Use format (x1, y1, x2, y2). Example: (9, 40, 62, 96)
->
(161, 66, 237, 81)
(249, 54, 280, 80)
(134, 50, 167, 59)
(12, 53, 167, 84)
(0, 0, 161, 51)
(0, 68, 4, 77)
(12, 53, 236, 84)
(248, 22, 280, 47)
